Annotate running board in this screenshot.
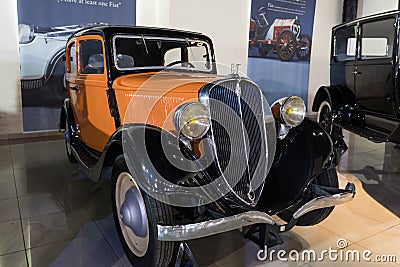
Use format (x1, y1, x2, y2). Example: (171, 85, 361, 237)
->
(157, 182, 356, 241)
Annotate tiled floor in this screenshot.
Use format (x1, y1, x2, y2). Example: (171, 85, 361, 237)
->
(0, 132, 399, 266)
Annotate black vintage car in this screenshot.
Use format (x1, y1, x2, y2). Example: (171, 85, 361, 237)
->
(60, 26, 355, 266)
(313, 11, 400, 144)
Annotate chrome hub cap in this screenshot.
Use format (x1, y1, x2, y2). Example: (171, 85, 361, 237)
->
(115, 172, 149, 257)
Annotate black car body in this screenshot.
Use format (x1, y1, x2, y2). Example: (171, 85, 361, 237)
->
(313, 10, 400, 144)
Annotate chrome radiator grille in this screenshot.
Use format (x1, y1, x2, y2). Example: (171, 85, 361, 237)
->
(207, 79, 267, 206)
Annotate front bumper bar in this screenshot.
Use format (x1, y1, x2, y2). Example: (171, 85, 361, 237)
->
(157, 182, 355, 241)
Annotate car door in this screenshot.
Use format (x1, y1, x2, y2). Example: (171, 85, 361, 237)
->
(330, 24, 357, 97)
(354, 17, 397, 117)
(67, 36, 115, 152)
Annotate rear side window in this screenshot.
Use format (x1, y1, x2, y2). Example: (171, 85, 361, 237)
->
(361, 18, 395, 59)
(68, 43, 76, 74)
(79, 39, 104, 74)
(333, 26, 357, 62)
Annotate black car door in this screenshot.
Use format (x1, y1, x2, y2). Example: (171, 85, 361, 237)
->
(354, 17, 397, 117)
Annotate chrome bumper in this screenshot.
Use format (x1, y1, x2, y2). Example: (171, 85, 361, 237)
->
(157, 182, 355, 242)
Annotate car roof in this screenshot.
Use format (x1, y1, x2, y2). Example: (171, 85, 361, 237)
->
(332, 10, 399, 31)
(69, 25, 211, 42)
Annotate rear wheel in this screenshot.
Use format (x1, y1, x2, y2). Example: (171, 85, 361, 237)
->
(258, 44, 271, 57)
(111, 156, 177, 267)
(278, 168, 339, 226)
(276, 29, 297, 61)
(296, 34, 312, 60)
(64, 117, 77, 163)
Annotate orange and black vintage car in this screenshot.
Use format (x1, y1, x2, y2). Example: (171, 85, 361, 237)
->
(60, 26, 355, 266)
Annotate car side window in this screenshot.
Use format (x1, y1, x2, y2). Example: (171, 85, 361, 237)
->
(333, 26, 356, 62)
(361, 18, 395, 60)
(68, 43, 77, 74)
(79, 39, 104, 74)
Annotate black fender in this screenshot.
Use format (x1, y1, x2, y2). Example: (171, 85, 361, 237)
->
(96, 124, 234, 216)
(257, 118, 334, 214)
(59, 98, 77, 135)
(312, 85, 356, 114)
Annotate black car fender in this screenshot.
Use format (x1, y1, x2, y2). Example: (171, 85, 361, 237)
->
(312, 85, 356, 114)
(257, 118, 334, 214)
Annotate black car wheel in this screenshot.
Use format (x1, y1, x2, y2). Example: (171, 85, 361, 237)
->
(296, 34, 312, 60)
(276, 29, 297, 61)
(278, 168, 339, 226)
(111, 156, 177, 267)
(317, 99, 341, 141)
(258, 44, 271, 57)
(64, 117, 77, 163)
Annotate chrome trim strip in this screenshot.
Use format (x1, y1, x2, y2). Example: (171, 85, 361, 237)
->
(293, 183, 356, 219)
(157, 211, 276, 241)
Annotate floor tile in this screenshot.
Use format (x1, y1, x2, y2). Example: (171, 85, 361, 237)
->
(357, 225, 400, 264)
(0, 198, 20, 224)
(343, 193, 400, 226)
(318, 204, 393, 243)
(18, 193, 64, 218)
(0, 251, 28, 267)
(26, 234, 121, 267)
(0, 220, 25, 255)
(22, 209, 100, 249)
(0, 169, 14, 184)
(0, 181, 17, 201)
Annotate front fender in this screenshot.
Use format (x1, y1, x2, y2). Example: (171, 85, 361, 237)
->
(257, 118, 333, 213)
(312, 85, 356, 114)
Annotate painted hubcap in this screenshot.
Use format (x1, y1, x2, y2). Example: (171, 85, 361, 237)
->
(115, 172, 149, 257)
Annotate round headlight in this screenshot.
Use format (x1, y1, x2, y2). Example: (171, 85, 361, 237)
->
(174, 102, 211, 139)
(281, 96, 306, 127)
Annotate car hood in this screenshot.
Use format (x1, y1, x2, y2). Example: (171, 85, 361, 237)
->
(112, 71, 223, 93)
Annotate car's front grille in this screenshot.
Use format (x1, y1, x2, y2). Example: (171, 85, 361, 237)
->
(207, 79, 267, 206)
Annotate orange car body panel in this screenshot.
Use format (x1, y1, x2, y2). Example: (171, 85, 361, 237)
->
(66, 35, 219, 152)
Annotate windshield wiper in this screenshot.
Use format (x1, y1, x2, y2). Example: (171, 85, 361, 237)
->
(141, 35, 149, 54)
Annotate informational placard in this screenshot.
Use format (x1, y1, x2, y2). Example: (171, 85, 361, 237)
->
(16, 0, 136, 132)
(247, 0, 316, 106)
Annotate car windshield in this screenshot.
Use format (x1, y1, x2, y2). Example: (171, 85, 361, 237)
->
(112, 35, 214, 73)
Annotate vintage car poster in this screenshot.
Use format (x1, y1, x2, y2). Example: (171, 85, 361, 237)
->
(16, 0, 136, 132)
(248, 0, 316, 106)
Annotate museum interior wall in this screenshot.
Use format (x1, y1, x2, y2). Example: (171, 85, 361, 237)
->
(1, 0, 400, 135)
(359, 0, 398, 17)
(0, 0, 23, 135)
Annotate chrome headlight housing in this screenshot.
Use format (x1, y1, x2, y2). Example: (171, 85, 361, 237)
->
(272, 96, 306, 127)
(174, 102, 211, 139)
(281, 96, 306, 127)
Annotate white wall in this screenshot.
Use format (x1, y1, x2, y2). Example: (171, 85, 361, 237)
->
(307, 0, 343, 111)
(137, 0, 251, 74)
(359, 0, 398, 17)
(0, 0, 23, 134)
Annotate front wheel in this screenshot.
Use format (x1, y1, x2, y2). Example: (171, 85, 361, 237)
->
(111, 156, 177, 267)
(278, 168, 339, 226)
(316, 99, 341, 142)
